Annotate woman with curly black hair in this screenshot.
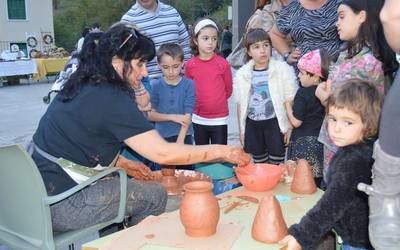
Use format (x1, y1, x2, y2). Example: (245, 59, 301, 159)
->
(30, 22, 250, 232)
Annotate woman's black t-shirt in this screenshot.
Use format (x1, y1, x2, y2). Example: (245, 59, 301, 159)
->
(32, 83, 153, 194)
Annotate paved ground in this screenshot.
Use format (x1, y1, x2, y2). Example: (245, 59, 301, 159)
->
(0, 81, 53, 147)
(0, 80, 240, 147)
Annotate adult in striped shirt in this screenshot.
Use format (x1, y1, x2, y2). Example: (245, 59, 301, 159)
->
(121, 0, 191, 79)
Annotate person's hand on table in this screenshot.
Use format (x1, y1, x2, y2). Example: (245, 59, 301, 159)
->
(279, 235, 302, 250)
(116, 155, 154, 180)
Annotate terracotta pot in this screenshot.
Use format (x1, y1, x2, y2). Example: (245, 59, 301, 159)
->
(180, 181, 220, 237)
(252, 194, 288, 243)
(161, 165, 176, 176)
(291, 159, 317, 194)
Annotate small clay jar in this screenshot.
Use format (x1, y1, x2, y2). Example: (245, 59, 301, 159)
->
(252, 194, 288, 243)
(180, 181, 220, 237)
(291, 159, 317, 194)
(161, 165, 176, 177)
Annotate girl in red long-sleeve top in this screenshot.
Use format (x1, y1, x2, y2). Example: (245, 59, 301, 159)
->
(185, 18, 233, 145)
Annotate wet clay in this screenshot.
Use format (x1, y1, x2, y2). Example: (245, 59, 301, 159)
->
(151, 170, 211, 195)
(145, 234, 155, 239)
(180, 181, 220, 237)
(291, 159, 317, 194)
(252, 194, 288, 243)
(160, 165, 179, 194)
(223, 201, 242, 214)
(236, 195, 259, 204)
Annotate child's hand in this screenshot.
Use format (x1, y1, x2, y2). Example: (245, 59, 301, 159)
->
(284, 130, 292, 146)
(279, 235, 302, 250)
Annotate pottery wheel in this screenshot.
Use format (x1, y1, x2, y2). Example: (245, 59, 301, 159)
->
(152, 170, 211, 195)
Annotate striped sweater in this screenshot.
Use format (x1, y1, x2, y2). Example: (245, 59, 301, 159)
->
(121, 1, 191, 79)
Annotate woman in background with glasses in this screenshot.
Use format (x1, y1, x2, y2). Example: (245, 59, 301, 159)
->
(30, 22, 250, 232)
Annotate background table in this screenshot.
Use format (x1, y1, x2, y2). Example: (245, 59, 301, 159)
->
(33, 57, 69, 80)
(82, 183, 323, 250)
(0, 60, 38, 77)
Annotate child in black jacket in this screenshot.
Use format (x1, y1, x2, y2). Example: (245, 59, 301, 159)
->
(280, 79, 383, 250)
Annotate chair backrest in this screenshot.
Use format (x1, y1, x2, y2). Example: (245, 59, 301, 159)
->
(0, 145, 54, 249)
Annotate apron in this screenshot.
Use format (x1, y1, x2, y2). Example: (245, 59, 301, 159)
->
(28, 141, 119, 184)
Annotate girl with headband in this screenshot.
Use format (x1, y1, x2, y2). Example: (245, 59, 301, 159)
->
(185, 18, 233, 146)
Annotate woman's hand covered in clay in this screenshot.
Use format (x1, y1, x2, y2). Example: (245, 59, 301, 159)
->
(279, 235, 302, 250)
(116, 155, 154, 180)
(223, 146, 251, 166)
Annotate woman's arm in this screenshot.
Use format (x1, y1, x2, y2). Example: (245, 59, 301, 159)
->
(269, 25, 291, 56)
(380, 0, 400, 52)
(133, 85, 151, 111)
(124, 130, 250, 166)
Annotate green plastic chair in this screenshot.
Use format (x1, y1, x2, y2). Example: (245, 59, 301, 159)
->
(0, 145, 127, 250)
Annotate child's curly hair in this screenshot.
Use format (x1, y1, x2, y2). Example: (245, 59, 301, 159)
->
(327, 79, 383, 139)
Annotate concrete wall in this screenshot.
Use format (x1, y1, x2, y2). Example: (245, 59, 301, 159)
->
(232, 0, 255, 47)
(0, 0, 54, 52)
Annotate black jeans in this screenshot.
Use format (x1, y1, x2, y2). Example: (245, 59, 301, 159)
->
(193, 123, 227, 145)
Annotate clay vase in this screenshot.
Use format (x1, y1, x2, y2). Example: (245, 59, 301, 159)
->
(252, 194, 288, 243)
(291, 159, 317, 194)
(160, 165, 178, 190)
(180, 181, 220, 237)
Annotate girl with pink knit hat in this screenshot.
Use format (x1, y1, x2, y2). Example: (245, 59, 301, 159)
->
(285, 49, 333, 188)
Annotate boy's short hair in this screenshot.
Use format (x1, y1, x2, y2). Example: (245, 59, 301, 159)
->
(156, 43, 184, 63)
(327, 79, 383, 139)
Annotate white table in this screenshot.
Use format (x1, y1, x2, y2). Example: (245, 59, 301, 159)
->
(0, 60, 38, 77)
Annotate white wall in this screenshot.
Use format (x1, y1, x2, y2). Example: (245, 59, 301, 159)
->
(0, 0, 54, 46)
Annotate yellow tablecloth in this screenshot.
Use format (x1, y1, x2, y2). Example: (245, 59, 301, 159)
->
(33, 57, 69, 80)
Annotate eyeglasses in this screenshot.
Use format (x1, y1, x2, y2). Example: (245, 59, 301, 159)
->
(115, 29, 139, 54)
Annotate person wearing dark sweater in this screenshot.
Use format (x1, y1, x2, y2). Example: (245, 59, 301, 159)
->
(280, 79, 383, 250)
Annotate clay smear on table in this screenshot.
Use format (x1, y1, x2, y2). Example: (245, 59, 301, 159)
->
(291, 159, 317, 194)
(180, 181, 220, 237)
(236, 195, 259, 204)
(145, 234, 155, 239)
(252, 194, 288, 243)
(151, 170, 211, 195)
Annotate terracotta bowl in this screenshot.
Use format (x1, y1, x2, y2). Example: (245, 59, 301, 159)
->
(235, 163, 284, 192)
